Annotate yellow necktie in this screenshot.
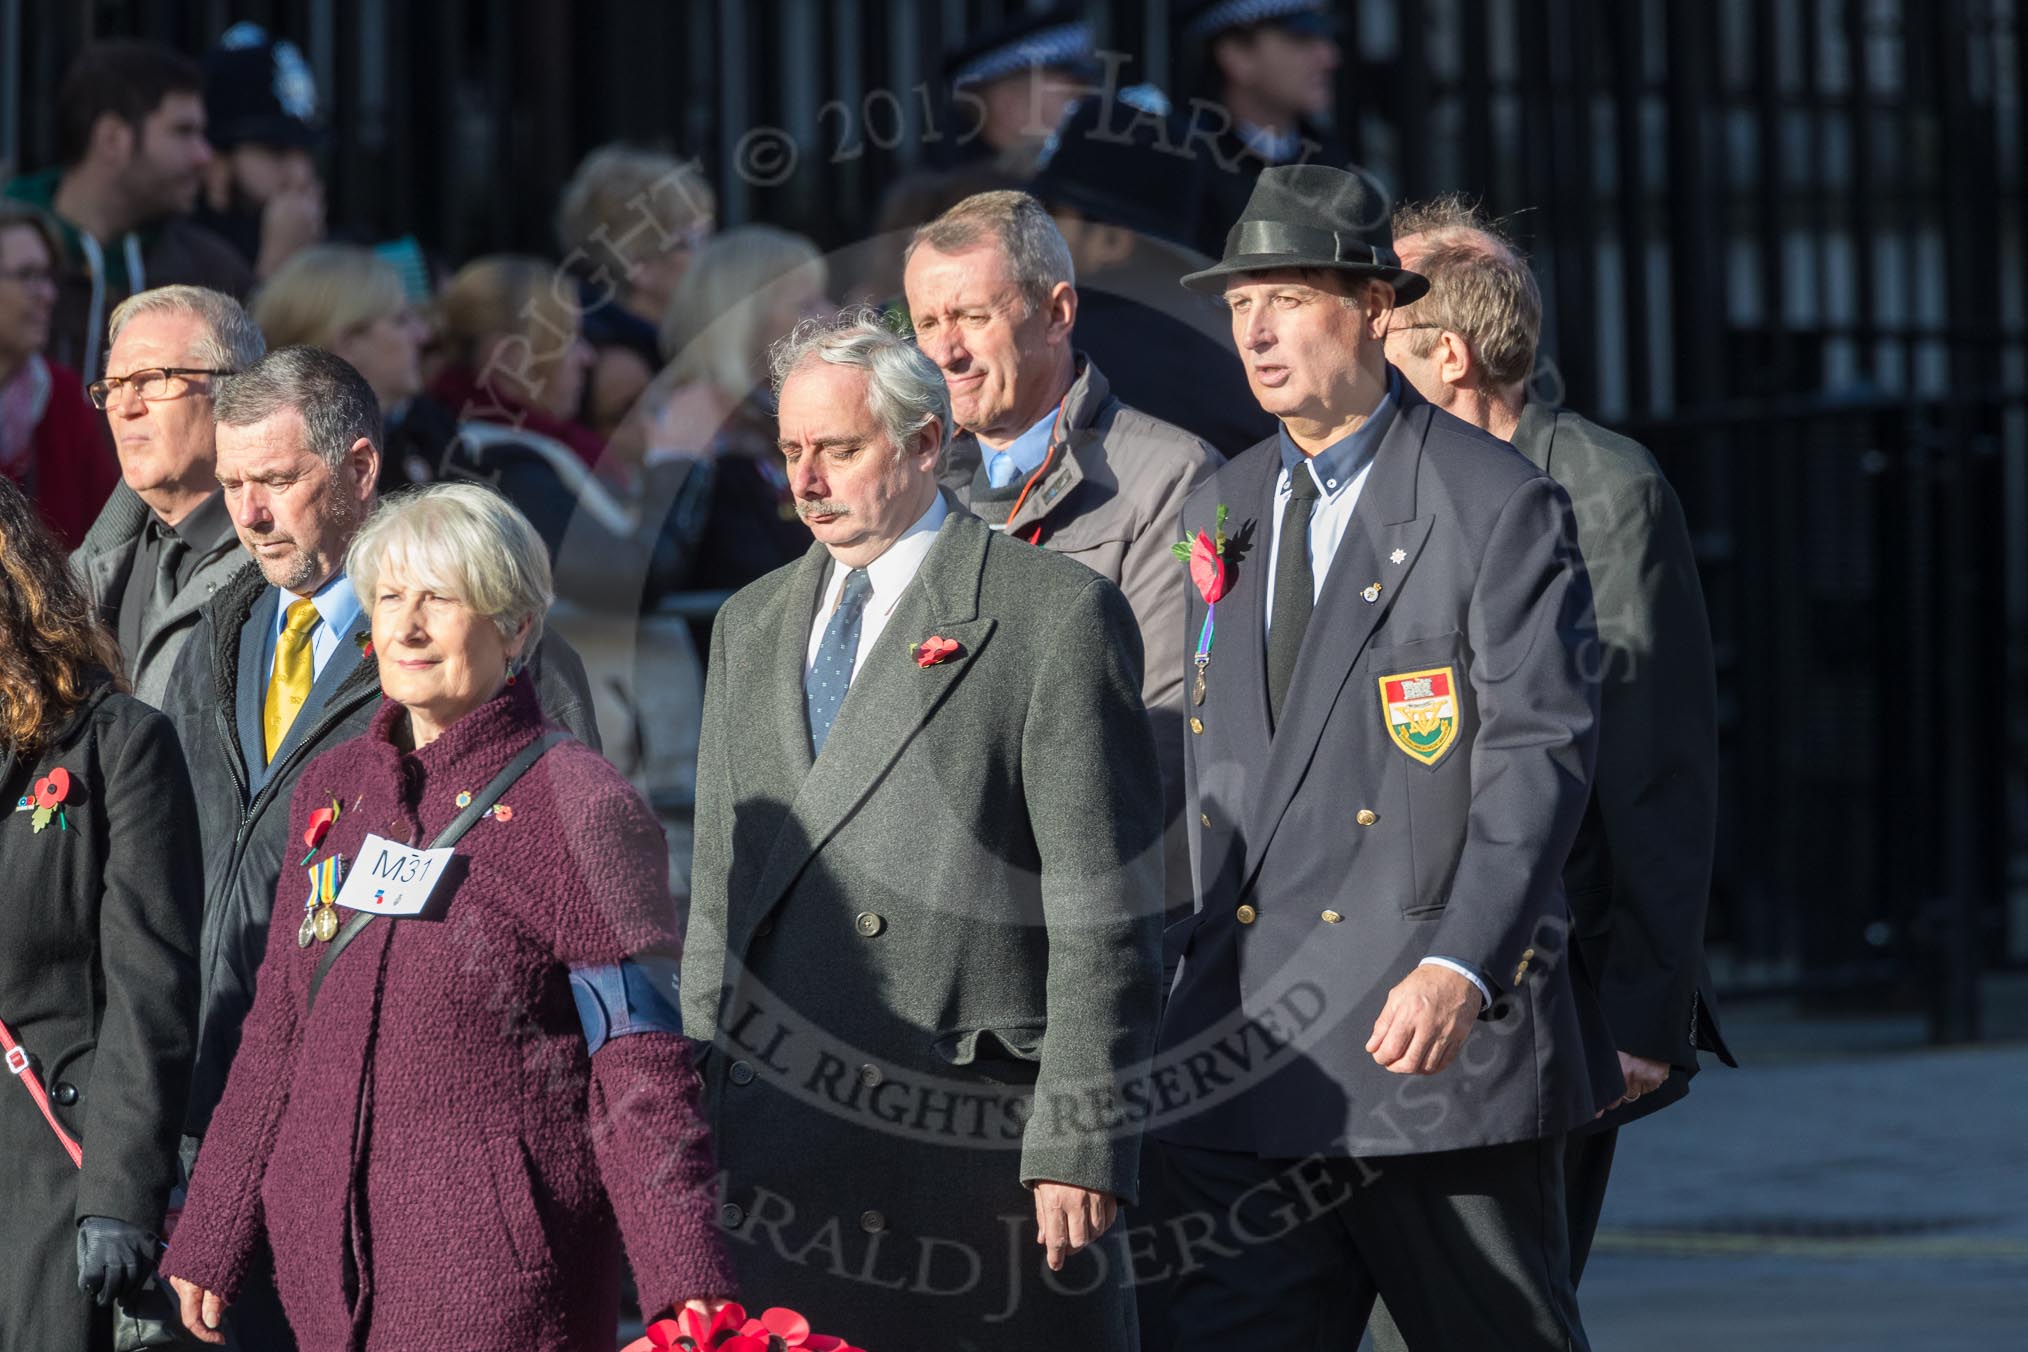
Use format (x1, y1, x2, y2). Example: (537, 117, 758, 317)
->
(264, 598, 321, 762)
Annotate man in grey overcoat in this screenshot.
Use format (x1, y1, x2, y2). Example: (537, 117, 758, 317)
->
(1379, 200, 1738, 1300)
(1147, 165, 1622, 1350)
(681, 314, 1164, 1349)
(71, 285, 267, 707)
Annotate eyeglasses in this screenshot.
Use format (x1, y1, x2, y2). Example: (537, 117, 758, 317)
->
(0, 265, 56, 288)
(86, 367, 235, 410)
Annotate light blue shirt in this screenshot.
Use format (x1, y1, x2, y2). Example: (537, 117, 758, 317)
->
(982, 403, 1062, 489)
(1262, 369, 1399, 635)
(263, 571, 365, 688)
(1263, 369, 1496, 1006)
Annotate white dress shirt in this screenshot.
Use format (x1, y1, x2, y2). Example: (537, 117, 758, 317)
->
(803, 492, 950, 687)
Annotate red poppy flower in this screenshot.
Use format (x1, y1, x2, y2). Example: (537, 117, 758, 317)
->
(303, 805, 337, 851)
(32, 767, 70, 810)
(1189, 530, 1228, 605)
(915, 635, 961, 668)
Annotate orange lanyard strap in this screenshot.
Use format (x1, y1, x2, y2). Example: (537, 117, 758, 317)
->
(999, 394, 1074, 545)
(0, 1014, 82, 1168)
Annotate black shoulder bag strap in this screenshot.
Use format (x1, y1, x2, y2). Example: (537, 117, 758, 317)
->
(306, 730, 570, 1015)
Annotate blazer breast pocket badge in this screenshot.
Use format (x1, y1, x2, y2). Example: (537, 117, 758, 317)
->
(1378, 666, 1461, 767)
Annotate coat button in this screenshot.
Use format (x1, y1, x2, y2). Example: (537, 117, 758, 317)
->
(53, 1082, 78, 1105)
(1190, 717, 1204, 734)
(754, 915, 775, 938)
(854, 911, 885, 937)
(1321, 910, 1343, 924)
(728, 1060, 756, 1086)
(860, 1209, 887, 1233)
(1200, 812, 1212, 828)
(1356, 809, 1377, 826)
(858, 1063, 883, 1088)
(1235, 904, 1257, 925)
(720, 1202, 746, 1229)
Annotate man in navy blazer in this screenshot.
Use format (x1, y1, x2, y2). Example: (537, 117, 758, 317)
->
(1147, 165, 1622, 1350)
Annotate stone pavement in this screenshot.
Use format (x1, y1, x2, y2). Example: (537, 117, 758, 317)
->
(1570, 1010, 2028, 1350)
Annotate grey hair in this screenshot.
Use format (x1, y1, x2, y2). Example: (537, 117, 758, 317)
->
(106, 283, 266, 375)
(214, 346, 385, 471)
(904, 189, 1075, 312)
(767, 309, 951, 458)
(1390, 194, 1543, 388)
(346, 483, 553, 653)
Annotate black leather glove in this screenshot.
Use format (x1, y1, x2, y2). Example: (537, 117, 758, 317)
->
(76, 1216, 157, 1306)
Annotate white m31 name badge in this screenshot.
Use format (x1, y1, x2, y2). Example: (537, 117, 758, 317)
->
(333, 832, 458, 917)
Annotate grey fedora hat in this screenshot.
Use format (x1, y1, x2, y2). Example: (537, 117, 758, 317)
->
(1182, 163, 1429, 303)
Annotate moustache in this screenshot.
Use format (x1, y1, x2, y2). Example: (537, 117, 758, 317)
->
(796, 500, 851, 520)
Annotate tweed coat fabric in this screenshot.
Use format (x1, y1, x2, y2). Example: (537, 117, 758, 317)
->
(1156, 378, 1624, 1160)
(165, 680, 733, 1350)
(939, 355, 1221, 927)
(0, 683, 201, 1350)
(681, 506, 1165, 1350)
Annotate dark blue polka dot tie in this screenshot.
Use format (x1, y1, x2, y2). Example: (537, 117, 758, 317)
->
(806, 568, 873, 757)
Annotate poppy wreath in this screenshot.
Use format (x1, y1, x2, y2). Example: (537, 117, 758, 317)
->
(621, 1302, 865, 1352)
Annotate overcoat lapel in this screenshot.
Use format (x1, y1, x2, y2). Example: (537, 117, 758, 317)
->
(765, 542, 831, 786)
(1240, 408, 1435, 897)
(268, 617, 371, 769)
(236, 589, 278, 787)
(741, 510, 997, 932)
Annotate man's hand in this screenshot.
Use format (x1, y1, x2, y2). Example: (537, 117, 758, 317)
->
(1032, 1181, 1119, 1271)
(1366, 964, 1484, 1074)
(169, 1275, 228, 1345)
(1598, 1051, 1671, 1115)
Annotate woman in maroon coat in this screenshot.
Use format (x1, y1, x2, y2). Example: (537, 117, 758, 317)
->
(165, 483, 734, 1349)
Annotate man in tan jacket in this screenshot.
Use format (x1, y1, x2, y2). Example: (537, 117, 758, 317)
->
(904, 190, 1222, 930)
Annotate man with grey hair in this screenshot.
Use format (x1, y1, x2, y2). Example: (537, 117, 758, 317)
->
(904, 189, 1220, 939)
(71, 284, 264, 706)
(682, 312, 1163, 1347)
(1375, 198, 1736, 1329)
(159, 346, 599, 1352)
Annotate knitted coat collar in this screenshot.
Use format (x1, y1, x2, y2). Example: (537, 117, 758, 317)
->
(356, 677, 547, 813)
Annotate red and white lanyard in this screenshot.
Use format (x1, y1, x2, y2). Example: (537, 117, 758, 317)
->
(0, 1014, 82, 1168)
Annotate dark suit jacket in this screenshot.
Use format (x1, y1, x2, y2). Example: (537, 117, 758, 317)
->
(1157, 379, 1623, 1159)
(681, 503, 1164, 1347)
(1509, 403, 1736, 1126)
(0, 685, 199, 1345)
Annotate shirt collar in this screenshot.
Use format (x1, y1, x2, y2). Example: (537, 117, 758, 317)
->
(979, 397, 1065, 482)
(833, 491, 950, 605)
(1277, 368, 1401, 498)
(273, 569, 366, 644)
(154, 488, 234, 551)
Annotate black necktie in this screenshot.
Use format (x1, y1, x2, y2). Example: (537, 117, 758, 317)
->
(150, 528, 189, 615)
(1266, 464, 1322, 727)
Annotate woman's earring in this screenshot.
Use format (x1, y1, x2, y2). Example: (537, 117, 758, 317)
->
(505, 656, 520, 686)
